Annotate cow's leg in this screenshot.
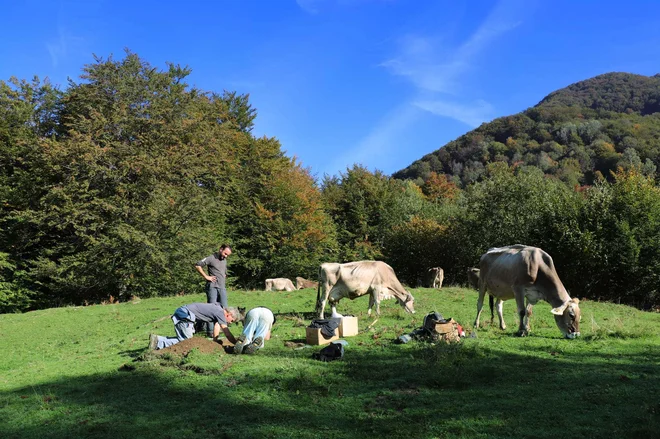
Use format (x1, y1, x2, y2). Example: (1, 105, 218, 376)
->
(513, 286, 528, 336)
(317, 283, 331, 319)
(496, 299, 506, 330)
(524, 300, 533, 333)
(474, 280, 487, 328)
(367, 292, 375, 316)
(328, 286, 344, 318)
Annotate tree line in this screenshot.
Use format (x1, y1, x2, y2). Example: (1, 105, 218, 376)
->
(1, 54, 658, 312)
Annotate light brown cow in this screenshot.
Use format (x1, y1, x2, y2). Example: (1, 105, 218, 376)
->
(316, 261, 415, 318)
(295, 276, 318, 290)
(265, 278, 295, 292)
(426, 267, 444, 289)
(474, 245, 581, 339)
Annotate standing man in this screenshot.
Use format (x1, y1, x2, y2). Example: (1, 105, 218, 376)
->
(195, 244, 232, 337)
(148, 302, 243, 350)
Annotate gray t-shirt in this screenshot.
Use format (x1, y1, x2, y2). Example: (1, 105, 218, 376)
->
(195, 252, 227, 288)
(185, 302, 227, 325)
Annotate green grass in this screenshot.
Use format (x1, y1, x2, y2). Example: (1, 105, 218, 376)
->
(1, 287, 659, 439)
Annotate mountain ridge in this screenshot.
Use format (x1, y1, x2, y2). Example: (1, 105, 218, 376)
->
(393, 72, 660, 186)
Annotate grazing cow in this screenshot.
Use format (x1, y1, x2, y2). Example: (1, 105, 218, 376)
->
(426, 267, 444, 289)
(474, 245, 581, 339)
(295, 276, 318, 290)
(316, 261, 415, 318)
(264, 278, 295, 292)
(468, 267, 499, 324)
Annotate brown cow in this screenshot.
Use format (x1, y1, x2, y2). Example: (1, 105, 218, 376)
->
(426, 267, 444, 289)
(295, 276, 318, 290)
(474, 245, 581, 339)
(316, 261, 415, 318)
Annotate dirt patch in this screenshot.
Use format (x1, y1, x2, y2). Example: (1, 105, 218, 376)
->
(155, 337, 230, 356)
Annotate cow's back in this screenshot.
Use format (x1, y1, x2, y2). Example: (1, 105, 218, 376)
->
(480, 245, 539, 299)
(323, 261, 407, 297)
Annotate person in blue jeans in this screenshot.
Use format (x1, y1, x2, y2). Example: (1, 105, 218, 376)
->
(195, 244, 232, 337)
(233, 307, 276, 355)
(148, 302, 243, 350)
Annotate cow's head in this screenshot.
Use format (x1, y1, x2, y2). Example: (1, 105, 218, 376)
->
(398, 293, 415, 314)
(550, 298, 581, 339)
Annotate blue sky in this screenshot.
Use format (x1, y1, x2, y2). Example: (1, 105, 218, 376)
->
(2, 0, 660, 180)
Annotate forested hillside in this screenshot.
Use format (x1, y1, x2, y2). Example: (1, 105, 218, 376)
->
(393, 73, 660, 188)
(2, 56, 659, 312)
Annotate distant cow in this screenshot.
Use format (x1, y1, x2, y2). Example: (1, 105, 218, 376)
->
(426, 267, 444, 288)
(316, 261, 415, 318)
(295, 276, 318, 290)
(474, 245, 581, 339)
(265, 278, 295, 292)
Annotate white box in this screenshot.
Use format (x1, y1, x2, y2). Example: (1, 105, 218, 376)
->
(339, 316, 358, 337)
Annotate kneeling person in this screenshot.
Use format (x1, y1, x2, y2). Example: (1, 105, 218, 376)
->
(234, 307, 276, 355)
(149, 302, 243, 350)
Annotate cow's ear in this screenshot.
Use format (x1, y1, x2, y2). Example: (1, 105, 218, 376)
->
(550, 302, 569, 315)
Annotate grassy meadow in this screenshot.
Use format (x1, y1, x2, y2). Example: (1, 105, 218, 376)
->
(1, 286, 659, 439)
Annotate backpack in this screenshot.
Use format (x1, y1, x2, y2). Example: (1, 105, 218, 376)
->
(423, 311, 460, 343)
(423, 311, 444, 334)
(312, 342, 344, 362)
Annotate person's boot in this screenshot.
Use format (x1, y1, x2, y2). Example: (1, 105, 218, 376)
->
(148, 334, 159, 350)
(233, 334, 247, 354)
(243, 336, 263, 354)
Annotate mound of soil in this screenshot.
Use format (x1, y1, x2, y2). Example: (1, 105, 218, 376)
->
(155, 337, 229, 356)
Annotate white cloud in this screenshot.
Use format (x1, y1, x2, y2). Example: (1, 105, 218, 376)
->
(413, 99, 493, 128)
(380, 0, 523, 125)
(296, 0, 321, 14)
(323, 103, 419, 176)
(46, 26, 84, 68)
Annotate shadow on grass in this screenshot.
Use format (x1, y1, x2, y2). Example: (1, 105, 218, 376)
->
(2, 341, 658, 439)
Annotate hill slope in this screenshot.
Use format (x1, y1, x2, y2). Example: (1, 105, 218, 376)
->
(393, 72, 660, 187)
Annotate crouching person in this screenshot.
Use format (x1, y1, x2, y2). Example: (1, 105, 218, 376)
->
(149, 302, 243, 350)
(233, 307, 276, 355)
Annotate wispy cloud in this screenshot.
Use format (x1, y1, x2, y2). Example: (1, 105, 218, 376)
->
(414, 99, 493, 128)
(381, 0, 523, 124)
(46, 26, 84, 68)
(323, 103, 419, 176)
(296, 0, 321, 14)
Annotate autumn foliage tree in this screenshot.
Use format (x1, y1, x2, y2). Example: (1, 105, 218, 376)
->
(0, 52, 336, 310)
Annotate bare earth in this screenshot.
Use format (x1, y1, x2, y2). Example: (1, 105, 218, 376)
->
(154, 337, 231, 356)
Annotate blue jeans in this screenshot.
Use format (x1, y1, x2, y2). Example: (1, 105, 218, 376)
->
(205, 284, 227, 336)
(156, 319, 195, 349)
(241, 307, 274, 349)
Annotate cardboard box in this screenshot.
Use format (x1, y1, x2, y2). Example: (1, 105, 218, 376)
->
(339, 316, 359, 337)
(306, 326, 339, 345)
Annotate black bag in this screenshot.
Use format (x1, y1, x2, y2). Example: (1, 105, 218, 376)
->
(423, 311, 444, 334)
(312, 342, 344, 362)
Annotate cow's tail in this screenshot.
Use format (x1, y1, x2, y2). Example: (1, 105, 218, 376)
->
(489, 294, 494, 319)
(315, 266, 322, 316)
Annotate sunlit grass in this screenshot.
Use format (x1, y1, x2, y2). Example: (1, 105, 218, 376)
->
(1, 287, 659, 438)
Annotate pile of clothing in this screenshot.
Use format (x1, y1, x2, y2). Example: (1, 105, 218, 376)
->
(396, 311, 465, 344)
